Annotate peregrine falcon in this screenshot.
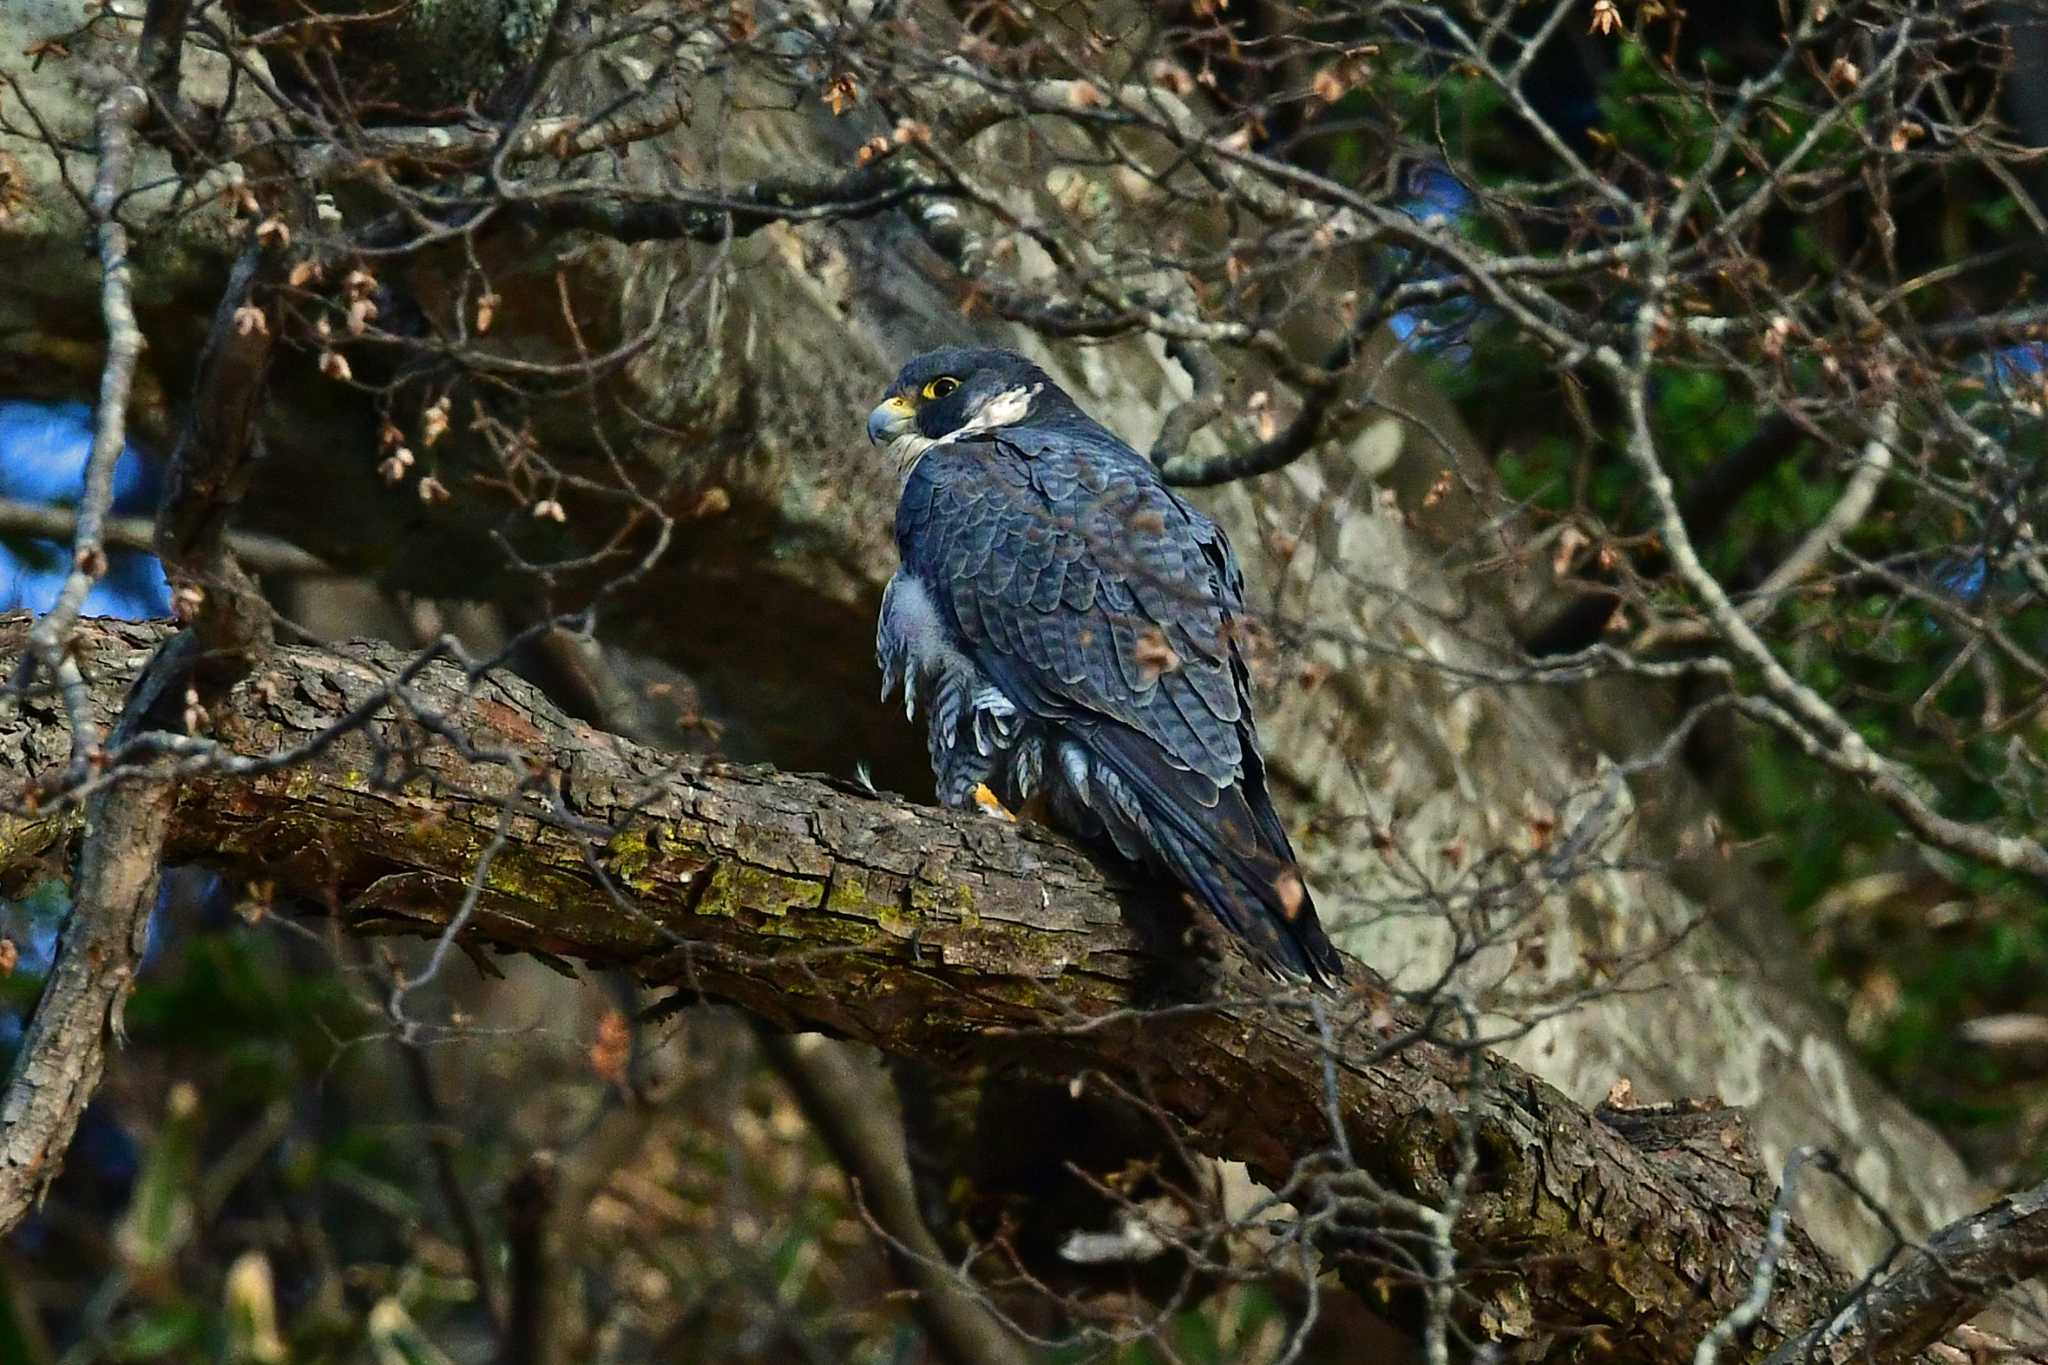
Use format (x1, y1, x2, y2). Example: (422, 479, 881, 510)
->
(868, 347, 1344, 984)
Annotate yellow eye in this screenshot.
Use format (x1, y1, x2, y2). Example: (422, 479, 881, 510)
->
(922, 376, 960, 400)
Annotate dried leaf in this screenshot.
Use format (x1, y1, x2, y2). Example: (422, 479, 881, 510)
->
(1133, 628, 1181, 680)
(1311, 47, 1377, 103)
(1551, 525, 1589, 578)
(234, 880, 275, 926)
(1147, 59, 1196, 97)
(422, 396, 451, 446)
(823, 72, 859, 116)
(589, 1009, 632, 1085)
(1274, 871, 1305, 922)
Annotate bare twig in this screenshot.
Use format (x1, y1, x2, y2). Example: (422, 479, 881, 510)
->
(0, 499, 329, 577)
(17, 85, 150, 771)
(137, 0, 195, 134)
(399, 1018, 508, 1335)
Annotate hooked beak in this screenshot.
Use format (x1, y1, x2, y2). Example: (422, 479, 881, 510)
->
(867, 394, 917, 446)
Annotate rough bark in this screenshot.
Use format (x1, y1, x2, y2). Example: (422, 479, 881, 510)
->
(1765, 1176, 2048, 1365)
(0, 610, 1974, 1363)
(0, 774, 172, 1232)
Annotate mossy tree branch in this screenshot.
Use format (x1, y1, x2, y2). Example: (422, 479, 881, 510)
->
(0, 613, 2009, 1363)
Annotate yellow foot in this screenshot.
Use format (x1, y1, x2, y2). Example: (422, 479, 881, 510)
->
(972, 783, 1017, 822)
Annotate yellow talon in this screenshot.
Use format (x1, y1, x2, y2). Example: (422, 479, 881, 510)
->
(972, 783, 1017, 822)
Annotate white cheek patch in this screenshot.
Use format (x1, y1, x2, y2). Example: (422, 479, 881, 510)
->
(963, 383, 1039, 433)
(889, 382, 1043, 480)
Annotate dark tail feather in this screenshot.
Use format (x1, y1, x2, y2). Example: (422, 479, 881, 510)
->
(1090, 733, 1345, 985)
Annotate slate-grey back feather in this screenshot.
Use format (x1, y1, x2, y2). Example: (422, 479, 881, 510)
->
(871, 348, 1344, 983)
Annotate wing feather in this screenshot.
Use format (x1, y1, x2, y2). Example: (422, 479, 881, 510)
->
(902, 426, 1246, 785)
(894, 414, 1342, 982)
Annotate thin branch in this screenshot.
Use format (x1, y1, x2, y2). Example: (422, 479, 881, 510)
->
(0, 499, 330, 577)
(0, 772, 175, 1232)
(1149, 337, 1229, 467)
(1697, 1148, 1824, 1365)
(507, 166, 948, 244)
(137, 0, 195, 134)
(1634, 403, 1898, 650)
(502, 1150, 558, 1365)
(399, 1013, 508, 1335)
(1608, 292, 2048, 883)
(17, 85, 150, 771)
(756, 1029, 1035, 1365)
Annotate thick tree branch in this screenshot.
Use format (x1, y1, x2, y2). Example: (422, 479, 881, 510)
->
(154, 242, 277, 687)
(1763, 1176, 2048, 1365)
(0, 772, 174, 1233)
(0, 614, 2031, 1362)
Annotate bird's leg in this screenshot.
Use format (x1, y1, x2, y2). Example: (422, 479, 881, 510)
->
(971, 783, 1018, 821)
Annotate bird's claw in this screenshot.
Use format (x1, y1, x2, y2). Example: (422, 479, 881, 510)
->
(972, 783, 1017, 822)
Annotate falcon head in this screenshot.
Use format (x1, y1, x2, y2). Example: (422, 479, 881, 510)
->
(866, 348, 1069, 467)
